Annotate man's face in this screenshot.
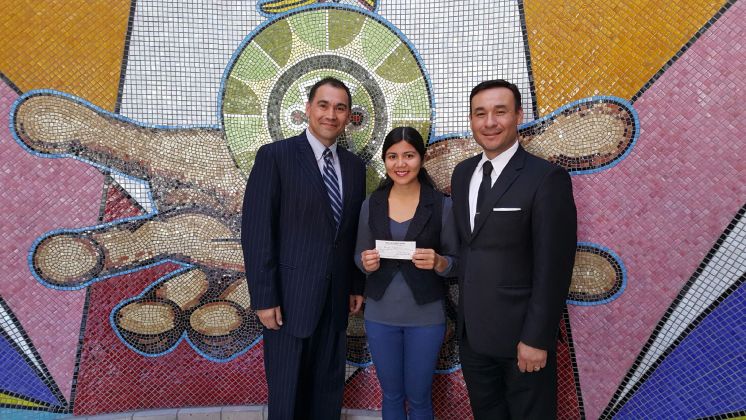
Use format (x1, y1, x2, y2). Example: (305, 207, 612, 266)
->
(469, 87, 524, 159)
(305, 84, 351, 146)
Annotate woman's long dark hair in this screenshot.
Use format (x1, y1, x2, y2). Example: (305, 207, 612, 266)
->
(376, 126, 435, 191)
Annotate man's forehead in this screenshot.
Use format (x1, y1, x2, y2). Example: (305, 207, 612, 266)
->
(312, 85, 348, 101)
(313, 97, 348, 105)
(474, 88, 514, 100)
(471, 88, 516, 109)
(473, 102, 511, 109)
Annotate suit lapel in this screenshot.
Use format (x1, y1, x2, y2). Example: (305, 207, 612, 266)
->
(458, 155, 480, 243)
(295, 134, 336, 227)
(405, 184, 434, 241)
(471, 147, 526, 239)
(368, 187, 392, 240)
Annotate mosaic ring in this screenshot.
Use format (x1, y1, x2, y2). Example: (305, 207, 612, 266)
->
(221, 5, 433, 178)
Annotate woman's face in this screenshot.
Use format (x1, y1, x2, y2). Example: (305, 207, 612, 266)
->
(384, 140, 422, 187)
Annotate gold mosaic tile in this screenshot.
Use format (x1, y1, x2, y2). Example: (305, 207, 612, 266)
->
(524, 0, 725, 113)
(0, 1, 131, 109)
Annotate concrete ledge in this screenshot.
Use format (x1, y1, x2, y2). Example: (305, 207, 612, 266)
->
(342, 408, 383, 419)
(177, 406, 221, 419)
(220, 405, 265, 420)
(132, 409, 179, 420)
(69, 406, 382, 420)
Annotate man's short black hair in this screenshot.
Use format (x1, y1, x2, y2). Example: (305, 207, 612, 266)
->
(308, 77, 352, 108)
(469, 79, 522, 113)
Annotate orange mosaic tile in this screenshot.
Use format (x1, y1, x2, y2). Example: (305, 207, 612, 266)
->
(524, 0, 725, 114)
(0, 1, 131, 110)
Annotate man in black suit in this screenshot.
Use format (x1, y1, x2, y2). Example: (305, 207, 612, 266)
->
(451, 80, 577, 419)
(241, 77, 366, 419)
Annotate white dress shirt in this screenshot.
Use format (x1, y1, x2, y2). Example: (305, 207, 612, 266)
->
(468, 140, 519, 231)
(306, 128, 343, 200)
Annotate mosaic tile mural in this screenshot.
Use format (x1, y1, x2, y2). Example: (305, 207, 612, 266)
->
(0, 0, 744, 419)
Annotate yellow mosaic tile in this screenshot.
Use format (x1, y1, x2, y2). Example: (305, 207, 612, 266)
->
(0, 393, 45, 408)
(0, 1, 130, 110)
(524, 0, 725, 114)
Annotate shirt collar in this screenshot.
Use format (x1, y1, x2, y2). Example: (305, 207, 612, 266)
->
(478, 139, 519, 171)
(306, 128, 338, 162)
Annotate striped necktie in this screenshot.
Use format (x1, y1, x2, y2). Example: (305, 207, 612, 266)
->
(322, 148, 342, 227)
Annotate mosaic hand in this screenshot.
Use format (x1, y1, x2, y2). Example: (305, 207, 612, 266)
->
(112, 267, 257, 360)
(423, 98, 637, 194)
(14, 94, 246, 214)
(14, 93, 246, 287)
(13, 92, 260, 360)
(29, 210, 243, 287)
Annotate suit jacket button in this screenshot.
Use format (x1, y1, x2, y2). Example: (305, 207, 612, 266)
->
(326, 274, 332, 280)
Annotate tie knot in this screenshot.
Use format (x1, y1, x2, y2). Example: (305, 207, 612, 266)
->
(323, 148, 333, 160)
(482, 161, 493, 176)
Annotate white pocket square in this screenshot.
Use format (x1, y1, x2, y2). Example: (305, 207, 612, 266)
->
(493, 207, 521, 211)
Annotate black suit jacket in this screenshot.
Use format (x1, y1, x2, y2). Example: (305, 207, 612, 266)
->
(240, 132, 366, 338)
(451, 145, 577, 357)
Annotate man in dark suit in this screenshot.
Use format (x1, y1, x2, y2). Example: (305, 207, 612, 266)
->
(451, 80, 577, 419)
(241, 77, 366, 419)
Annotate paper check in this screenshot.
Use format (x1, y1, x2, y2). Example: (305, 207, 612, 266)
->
(375, 240, 416, 260)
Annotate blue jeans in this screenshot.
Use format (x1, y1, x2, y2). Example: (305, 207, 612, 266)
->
(365, 320, 446, 420)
